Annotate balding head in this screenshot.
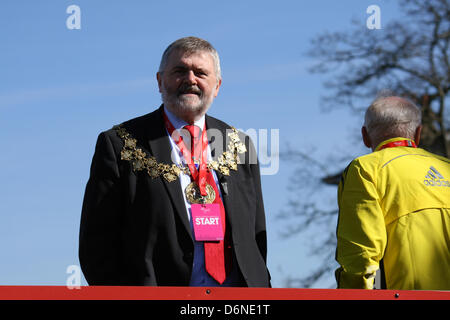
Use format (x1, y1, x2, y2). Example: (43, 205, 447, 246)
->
(362, 95, 422, 150)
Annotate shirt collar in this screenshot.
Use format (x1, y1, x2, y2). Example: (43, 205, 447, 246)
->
(163, 105, 205, 132)
(375, 137, 416, 152)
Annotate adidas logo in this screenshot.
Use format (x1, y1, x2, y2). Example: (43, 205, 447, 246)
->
(423, 166, 450, 187)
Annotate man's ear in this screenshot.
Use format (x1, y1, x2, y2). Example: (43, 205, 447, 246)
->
(156, 72, 163, 93)
(362, 126, 372, 149)
(213, 78, 222, 98)
(414, 125, 422, 146)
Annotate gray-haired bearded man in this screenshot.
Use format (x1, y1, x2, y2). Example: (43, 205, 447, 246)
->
(79, 36, 271, 287)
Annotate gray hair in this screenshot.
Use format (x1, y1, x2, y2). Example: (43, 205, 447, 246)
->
(158, 36, 222, 81)
(364, 95, 422, 142)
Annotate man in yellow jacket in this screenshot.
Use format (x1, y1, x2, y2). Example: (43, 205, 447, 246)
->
(335, 95, 450, 290)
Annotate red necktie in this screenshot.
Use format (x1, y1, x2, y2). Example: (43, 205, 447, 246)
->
(184, 125, 231, 284)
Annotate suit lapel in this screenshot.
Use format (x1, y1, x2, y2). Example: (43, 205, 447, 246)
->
(145, 106, 193, 240)
(214, 169, 236, 228)
(205, 115, 236, 228)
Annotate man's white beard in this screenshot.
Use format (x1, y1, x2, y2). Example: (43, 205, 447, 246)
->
(161, 88, 213, 121)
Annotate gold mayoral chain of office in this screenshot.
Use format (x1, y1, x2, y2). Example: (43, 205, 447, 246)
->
(113, 124, 247, 186)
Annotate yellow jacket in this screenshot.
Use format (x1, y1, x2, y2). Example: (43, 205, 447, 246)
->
(336, 137, 450, 290)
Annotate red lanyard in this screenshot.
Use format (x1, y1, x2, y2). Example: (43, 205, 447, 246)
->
(378, 139, 417, 151)
(163, 111, 209, 196)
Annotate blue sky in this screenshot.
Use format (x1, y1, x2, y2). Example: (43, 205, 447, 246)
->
(0, 1, 402, 287)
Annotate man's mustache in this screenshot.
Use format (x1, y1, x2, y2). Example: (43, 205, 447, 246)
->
(177, 85, 202, 97)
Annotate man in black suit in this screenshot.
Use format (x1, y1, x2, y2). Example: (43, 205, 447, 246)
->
(79, 36, 270, 287)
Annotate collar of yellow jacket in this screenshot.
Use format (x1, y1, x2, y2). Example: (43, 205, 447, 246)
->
(374, 137, 416, 152)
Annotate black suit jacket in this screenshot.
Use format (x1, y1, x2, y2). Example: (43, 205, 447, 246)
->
(79, 105, 270, 287)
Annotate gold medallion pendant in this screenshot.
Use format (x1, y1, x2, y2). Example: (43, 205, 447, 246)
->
(185, 182, 216, 204)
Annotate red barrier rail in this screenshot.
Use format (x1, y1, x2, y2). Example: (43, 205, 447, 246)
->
(0, 286, 449, 300)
